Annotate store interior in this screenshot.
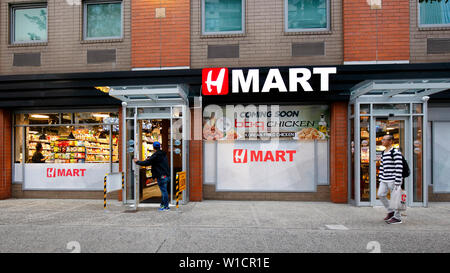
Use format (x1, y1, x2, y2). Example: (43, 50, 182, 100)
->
(15, 112, 119, 164)
(138, 119, 183, 204)
(359, 118, 404, 201)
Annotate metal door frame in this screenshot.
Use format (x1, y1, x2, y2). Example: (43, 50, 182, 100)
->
(122, 104, 189, 209)
(370, 116, 409, 207)
(349, 100, 427, 207)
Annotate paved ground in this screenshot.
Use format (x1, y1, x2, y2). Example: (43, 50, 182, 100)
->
(0, 199, 449, 253)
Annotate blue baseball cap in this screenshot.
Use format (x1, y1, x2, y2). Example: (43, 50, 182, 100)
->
(153, 141, 161, 149)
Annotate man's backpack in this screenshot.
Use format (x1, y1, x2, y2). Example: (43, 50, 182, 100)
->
(390, 149, 410, 178)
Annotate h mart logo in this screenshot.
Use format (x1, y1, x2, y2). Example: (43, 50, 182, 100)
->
(233, 149, 296, 163)
(202, 67, 337, 95)
(47, 168, 87, 178)
(202, 68, 229, 95)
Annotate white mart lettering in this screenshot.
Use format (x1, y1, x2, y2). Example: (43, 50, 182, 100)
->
(232, 67, 336, 93)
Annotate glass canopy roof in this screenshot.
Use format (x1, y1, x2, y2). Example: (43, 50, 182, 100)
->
(350, 79, 450, 101)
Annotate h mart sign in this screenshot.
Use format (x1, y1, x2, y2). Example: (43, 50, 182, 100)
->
(46, 168, 87, 178)
(233, 149, 296, 163)
(202, 67, 337, 95)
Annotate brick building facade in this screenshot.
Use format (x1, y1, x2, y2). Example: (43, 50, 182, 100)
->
(0, 0, 449, 204)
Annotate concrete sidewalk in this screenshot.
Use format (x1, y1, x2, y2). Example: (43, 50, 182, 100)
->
(0, 199, 449, 253)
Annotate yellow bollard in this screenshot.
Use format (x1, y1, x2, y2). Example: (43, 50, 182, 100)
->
(104, 175, 107, 210)
(176, 173, 179, 209)
(122, 172, 124, 190)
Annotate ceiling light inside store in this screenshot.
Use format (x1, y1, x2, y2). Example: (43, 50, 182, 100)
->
(93, 114, 110, 118)
(30, 114, 49, 119)
(95, 86, 110, 93)
(386, 127, 396, 130)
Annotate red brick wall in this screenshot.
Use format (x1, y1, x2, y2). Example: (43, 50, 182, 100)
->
(330, 102, 348, 203)
(189, 107, 203, 201)
(131, 0, 190, 68)
(343, 0, 410, 62)
(0, 109, 12, 200)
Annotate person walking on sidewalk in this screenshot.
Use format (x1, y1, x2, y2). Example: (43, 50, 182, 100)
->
(378, 134, 404, 224)
(133, 141, 171, 211)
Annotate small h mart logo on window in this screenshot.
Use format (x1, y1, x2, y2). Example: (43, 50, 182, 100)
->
(202, 68, 229, 95)
(233, 149, 248, 163)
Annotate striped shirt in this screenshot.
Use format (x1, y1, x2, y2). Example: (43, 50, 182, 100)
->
(379, 148, 403, 186)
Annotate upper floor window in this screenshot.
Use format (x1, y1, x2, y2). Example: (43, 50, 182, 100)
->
(285, 0, 330, 32)
(84, 1, 122, 40)
(419, 0, 450, 27)
(202, 0, 245, 34)
(11, 4, 48, 44)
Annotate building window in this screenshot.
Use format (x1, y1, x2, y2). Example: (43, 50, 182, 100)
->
(419, 0, 450, 27)
(285, 0, 329, 32)
(202, 0, 244, 34)
(84, 1, 122, 40)
(14, 111, 119, 164)
(11, 4, 48, 44)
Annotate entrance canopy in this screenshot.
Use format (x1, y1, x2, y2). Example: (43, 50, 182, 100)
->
(350, 79, 450, 102)
(108, 84, 188, 106)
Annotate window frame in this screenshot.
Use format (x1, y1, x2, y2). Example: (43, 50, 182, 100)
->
(418, 1, 450, 28)
(201, 0, 245, 35)
(284, 0, 331, 33)
(83, 0, 123, 40)
(10, 3, 48, 44)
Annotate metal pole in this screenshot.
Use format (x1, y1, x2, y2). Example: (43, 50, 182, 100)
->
(423, 101, 428, 207)
(122, 104, 127, 204)
(170, 107, 173, 205)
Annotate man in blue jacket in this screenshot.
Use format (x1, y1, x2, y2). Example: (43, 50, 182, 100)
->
(133, 142, 171, 211)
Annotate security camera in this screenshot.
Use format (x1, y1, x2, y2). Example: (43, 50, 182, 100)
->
(122, 101, 128, 107)
(422, 96, 430, 102)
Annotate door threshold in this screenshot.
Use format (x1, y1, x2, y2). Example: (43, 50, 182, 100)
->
(127, 204, 176, 208)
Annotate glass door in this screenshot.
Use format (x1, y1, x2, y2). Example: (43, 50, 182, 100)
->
(371, 117, 408, 206)
(124, 108, 140, 209)
(123, 105, 188, 208)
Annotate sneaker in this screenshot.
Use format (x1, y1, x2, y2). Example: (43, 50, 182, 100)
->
(164, 206, 170, 211)
(384, 212, 395, 221)
(158, 207, 165, 211)
(387, 217, 402, 224)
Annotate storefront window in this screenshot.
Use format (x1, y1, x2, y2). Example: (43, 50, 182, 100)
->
(360, 116, 370, 202)
(75, 112, 118, 124)
(413, 103, 423, 114)
(202, 104, 330, 191)
(14, 127, 24, 163)
(360, 104, 370, 115)
(126, 107, 135, 118)
(372, 104, 410, 115)
(61, 113, 73, 124)
(15, 111, 119, 164)
(17, 113, 60, 125)
(413, 116, 423, 202)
